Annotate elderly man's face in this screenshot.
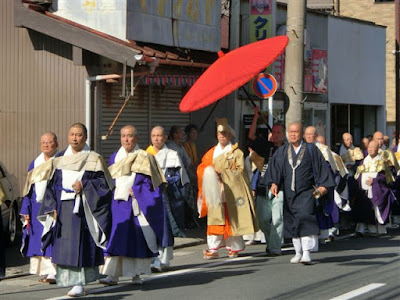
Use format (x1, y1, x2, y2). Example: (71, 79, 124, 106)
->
(217, 131, 232, 147)
(373, 133, 384, 148)
(151, 128, 166, 150)
(121, 127, 138, 153)
(288, 124, 302, 145)
(304, 128, 316, 143)
(342, 134, 353, 148)
(40, 134, 58, 158)
(368, 141, 379, 157)
(68, 126, 87, 153)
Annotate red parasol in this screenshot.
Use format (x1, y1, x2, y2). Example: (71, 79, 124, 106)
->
(179, 36, 289, 112)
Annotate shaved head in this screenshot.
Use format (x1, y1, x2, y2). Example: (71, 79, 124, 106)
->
(368, 140, 379, 157)
(288, 122, 303, 145)
(373, 131, 384, 149)
(304, 126, 317, 143)
(342, 132, 353, 148)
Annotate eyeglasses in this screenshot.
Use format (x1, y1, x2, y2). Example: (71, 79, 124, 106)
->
(41, 141, 55, 145)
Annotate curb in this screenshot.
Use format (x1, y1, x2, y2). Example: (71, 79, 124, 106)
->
(173, 238, 206, 250)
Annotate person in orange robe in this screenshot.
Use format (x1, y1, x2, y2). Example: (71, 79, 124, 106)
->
(197, 118, 258, 259)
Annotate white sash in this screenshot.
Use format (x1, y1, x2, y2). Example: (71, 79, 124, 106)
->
(114, 145, 140, 201)
(60, 145, 90, 215)
(33, 152, 56, 202)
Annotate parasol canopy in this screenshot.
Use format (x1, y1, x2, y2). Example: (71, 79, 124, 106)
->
(179, 36, 289, 112)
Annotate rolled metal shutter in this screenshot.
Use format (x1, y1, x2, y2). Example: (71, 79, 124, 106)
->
(98, 83, 191, 161)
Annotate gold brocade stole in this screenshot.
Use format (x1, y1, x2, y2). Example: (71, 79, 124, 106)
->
(22, 159, 53, 197)
(395, 152, 400, 162)
(380, 149, 400, 174)
(108, 151, 166, 190)
(341, 147, 364, 164)
(355, 157, 394, 184)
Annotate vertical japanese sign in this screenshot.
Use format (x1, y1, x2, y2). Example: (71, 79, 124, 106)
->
(249, 0, 275, 96)
(249, 0, 273, 43)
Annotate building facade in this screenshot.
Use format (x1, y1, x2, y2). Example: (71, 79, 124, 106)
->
(237, 1, 386, 148)
(1, 0, 219, 193)
(333, 0, 396, 137)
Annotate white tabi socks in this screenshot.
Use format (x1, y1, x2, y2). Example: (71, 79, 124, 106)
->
(290, 238, 302, 264)
(67, 285, 85, 297)
(290, 237, 313, 264)
(300, 250, 311, 265)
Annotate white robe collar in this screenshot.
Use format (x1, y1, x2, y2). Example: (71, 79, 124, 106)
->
(154, 144, 189, 186)
(63, 144, 90, 156)
(113, 145, 140, 201)
(60, 144, 90, 201)
(213, 142, 232, 159)
(34, 152, 57, 202)
(115, 144, 140, 163)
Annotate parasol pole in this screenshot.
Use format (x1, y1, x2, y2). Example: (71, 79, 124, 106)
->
(240, 86, 272, 131)
(199, 100, 220, 133)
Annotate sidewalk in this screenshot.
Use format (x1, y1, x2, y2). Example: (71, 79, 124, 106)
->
(174, 222, 207, 249)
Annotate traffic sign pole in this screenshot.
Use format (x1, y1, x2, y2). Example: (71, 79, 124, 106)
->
(268, 96, 273, 129)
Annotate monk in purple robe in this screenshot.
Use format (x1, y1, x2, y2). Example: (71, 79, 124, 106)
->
(354, 140, 396, 236)
(20, 132, 58, 283)
(39, 123, 113, 297)
(100, 125, 166, 286)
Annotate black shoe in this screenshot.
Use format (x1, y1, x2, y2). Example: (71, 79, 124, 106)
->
(265, 249, 282, 257)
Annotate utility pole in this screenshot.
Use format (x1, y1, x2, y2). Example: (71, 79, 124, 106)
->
(284, 0, 307, 126)
(396, 0, 400, 140)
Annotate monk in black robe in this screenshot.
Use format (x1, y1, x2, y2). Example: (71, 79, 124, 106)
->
(264, 122, 335, 264)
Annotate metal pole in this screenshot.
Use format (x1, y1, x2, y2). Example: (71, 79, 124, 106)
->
(284, 0, 306, 127)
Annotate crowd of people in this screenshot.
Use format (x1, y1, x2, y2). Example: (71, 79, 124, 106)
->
(0, 111, 399, 297)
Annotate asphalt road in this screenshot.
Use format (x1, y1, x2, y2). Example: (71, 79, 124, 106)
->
(1, 228, 399, 300)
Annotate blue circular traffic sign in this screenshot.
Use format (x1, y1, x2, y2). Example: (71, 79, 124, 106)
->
(252, 73, 278, 99)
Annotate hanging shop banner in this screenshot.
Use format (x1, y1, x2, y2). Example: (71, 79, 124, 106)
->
(143, 75, 199, 87)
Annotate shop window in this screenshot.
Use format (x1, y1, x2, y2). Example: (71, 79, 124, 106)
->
(330, 104, 377, 149)
(303, 104, 327, 138)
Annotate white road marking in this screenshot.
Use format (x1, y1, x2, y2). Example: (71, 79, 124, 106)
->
(173, 250, 195, 257)
(330, 283, 386, 300)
